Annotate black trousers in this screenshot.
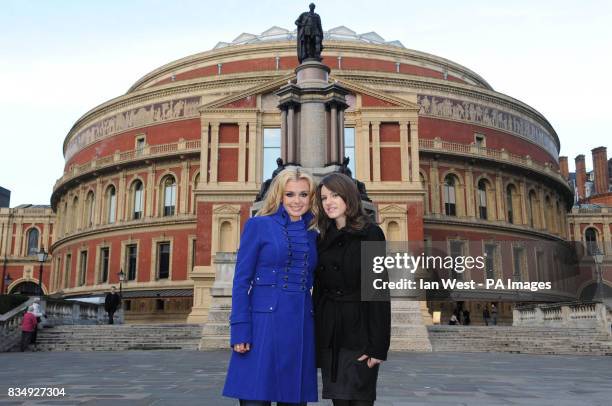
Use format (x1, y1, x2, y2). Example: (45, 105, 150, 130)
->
(20, 331, 33, 351)
(239, 400, 306, 406)
(107, 310, 115, 324)
(332, 400, 374, 406)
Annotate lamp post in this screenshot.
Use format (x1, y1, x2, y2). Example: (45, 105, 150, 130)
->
(37, 247, 48, 297)
(593, 248, 605, 302)
(1, 255, 7, 294)
(117, 269, 125, 299)
(3, 273, 12, 294)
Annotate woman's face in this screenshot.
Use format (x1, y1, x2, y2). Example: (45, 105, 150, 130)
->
(283, 179, 311, 220)
(320, 185, 347, 221)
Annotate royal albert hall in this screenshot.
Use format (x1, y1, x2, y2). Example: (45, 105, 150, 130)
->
(48, 26, 573, 324)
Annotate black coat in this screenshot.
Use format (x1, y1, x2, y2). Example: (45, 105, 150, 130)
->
(104, 292, 121, 312)
(313, 222, 391, 378)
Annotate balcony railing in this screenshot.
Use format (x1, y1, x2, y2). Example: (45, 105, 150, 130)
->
(55, 138, 201, 192)
(419, 138, 567, 186)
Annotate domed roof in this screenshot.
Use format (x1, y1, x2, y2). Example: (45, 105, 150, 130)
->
(212, 25, 405, 50)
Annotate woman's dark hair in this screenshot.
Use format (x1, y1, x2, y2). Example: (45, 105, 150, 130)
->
(316, 173, 371, 239)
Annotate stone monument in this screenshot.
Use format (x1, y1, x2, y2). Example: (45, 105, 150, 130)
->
(200, 4, 430, 351)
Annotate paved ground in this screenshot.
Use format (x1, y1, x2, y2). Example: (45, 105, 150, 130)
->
(0, 350, 611, 405)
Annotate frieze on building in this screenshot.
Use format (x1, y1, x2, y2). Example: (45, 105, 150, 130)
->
(417, 95, 558, 160)
(65, 96, 201, 161)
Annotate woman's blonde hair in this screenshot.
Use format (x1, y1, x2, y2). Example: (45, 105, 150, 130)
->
(257, 168, 317, 226)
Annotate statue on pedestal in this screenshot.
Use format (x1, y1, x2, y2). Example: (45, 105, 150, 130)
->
(295, 3, 323, 63)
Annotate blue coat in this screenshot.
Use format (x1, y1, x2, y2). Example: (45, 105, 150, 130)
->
(223, 205, 318, 403)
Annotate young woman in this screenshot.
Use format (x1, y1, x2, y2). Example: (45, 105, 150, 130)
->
(223, 168, 319, 406)
(314, 173, 391, 406)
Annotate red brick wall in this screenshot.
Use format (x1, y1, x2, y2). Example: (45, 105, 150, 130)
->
(380, 122, 400, 142)
(219, 123, 239, 143)
(218, 149, 239, 182)
(380, 148, 402, 181)
(53, 228, 196, 288)
(196, 202, 213, 266)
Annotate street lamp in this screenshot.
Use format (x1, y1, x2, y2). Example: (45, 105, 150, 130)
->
(3, 273, 12, 294)
(37, 247, 48, 297)
(593, 248, 605, 302)
(117, 269, 125, 299)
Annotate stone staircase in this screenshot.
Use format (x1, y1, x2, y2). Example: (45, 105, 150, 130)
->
(428, 325, 612, 355)
(32, 324, 203, 352)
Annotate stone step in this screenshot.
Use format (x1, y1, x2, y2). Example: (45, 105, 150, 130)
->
(32, 324, 203, 352)
(426, 325, 612, 356)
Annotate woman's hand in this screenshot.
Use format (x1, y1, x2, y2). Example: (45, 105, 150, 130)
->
(357, 354, 383, 368)
(233, 343, 251, 353)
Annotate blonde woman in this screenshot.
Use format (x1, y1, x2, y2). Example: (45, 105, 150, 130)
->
(223, 168, 319, 406)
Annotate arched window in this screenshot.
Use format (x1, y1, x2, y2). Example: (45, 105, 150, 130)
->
(585, 228, 599, 256)
(528, 190, 537, 228)
(85, 191, 95, 227)
(106, 185, 116, 224)
(192, 173, 200, 214)
(545, 196, 554, 233)
(477, 179, 488, 220)
(72, 196, 79, 231)
(132, 180, 144, 220)
(162, 176, 176, 216)
(506, 185, 515, 224)
(26, 228, 39, 256)
(443, 175, 457, 216)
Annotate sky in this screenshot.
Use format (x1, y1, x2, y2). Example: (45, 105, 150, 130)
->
(1, 0, 610, 206)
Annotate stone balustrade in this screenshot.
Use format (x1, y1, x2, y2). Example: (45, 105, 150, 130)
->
(514, 302, 610, 334)
(0, 298, 36, 352)
(43, 297, 121, 326)
(1, 297, 122, 352)
(420, 138, 568, 188)
(54, 138, 201, 192)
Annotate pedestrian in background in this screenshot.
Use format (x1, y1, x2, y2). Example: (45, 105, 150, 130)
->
(104, 286, 121, 325)
(482, 306, 490, 326)
(491, 303, 498, 325)
(20, 306, 38, 351)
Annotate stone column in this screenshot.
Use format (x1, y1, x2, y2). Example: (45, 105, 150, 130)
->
(338, 110, 345, 161)
(238, 123, 247, 183)
(400, 121, 410, 182)
(117, 171, 126, 222)
(15, 218, 23, 256)
(94, 179, 103, 225)
(180, 161, 189, 214)
(538, 187, 547, 230)
(410, 121, 419, 184)
(280, 110, 287, 163)
(518, 178, 528, 226)
(356, 118, 370, 181)
(299, 102, 326, 167)
(330, 105, 338, 163)
(495, 172, 505, 221)
(287, 106, 296, 164)
(248, 121, 257, 184)
(210, 123, 220, 183)
(146, 165, 155, 218)
(465, 165, 475, 218)
(372, 121, 381, 182)
(200, 122, 210, 185)
(430, 162, 440, 214)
